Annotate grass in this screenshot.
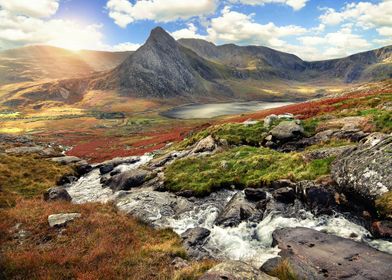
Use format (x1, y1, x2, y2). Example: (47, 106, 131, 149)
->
(375, 191, 392, 219)
(0, 154, 74, 208)
(357, 109, 392, 133)
(173, 260, 216, 280)
(164, 146, 335, 196)
(0, 199, 208, 280)
(269, 259, 298, 280)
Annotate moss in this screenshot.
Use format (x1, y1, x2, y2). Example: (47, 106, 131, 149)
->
(375, 191, 392, 219)
(164, 146, 334, 196)
(0, 154, 74, 208)
(302, 118, 320, 137)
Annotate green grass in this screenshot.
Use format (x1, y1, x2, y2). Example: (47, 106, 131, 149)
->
(357, 109, 392, 133)
(375, 191, 392, 219)
(164, 146, 335, 196)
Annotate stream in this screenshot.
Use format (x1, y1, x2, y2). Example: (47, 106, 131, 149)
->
(66, 155, 392, 267)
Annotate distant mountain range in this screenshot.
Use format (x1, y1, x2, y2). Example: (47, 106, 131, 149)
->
(1, 27, 391, 108)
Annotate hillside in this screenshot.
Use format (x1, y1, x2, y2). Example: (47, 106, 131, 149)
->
(0, 45, 131, 85)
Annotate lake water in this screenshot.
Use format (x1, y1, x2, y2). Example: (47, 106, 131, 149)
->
(162, 101, 294, 119)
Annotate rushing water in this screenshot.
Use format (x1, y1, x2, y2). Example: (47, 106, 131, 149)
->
(162, 101, 294, 119)
(67, 156, 392, 267)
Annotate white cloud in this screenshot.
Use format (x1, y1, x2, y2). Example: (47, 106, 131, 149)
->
(231, 0, 308, 11)
(111, 42, 141, 51)
(206, 7, 306, 47)
(320, 1, 392, 28)
(377, 26, 392, 37)
(0, 0, 59, 18)
(106, 0, 218, 28)
(170, 23, 207, 40)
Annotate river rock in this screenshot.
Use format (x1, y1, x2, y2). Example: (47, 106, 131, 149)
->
(269, 120, 304, 141)
(115, 190, 192, 226)
(272, 187, 296, 204)
(295, 181, 337, 213)
(97, 156, 140, 171)
(44, 187, 72, 202)
(266, 227, 392, 280)
(371, 220, 392, 238)
(332, 133, 392, 203)
(48, 213, 81, 227)
(192, 135, 217, 153)
(215, 192, 262, 227)
(200, 261, 278, 280)
(181, 227, 211, 259)
(104, 169, 151, 191)
(244, 188, 267, 201)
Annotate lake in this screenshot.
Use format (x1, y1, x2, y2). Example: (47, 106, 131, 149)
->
(161, 101, 294, 119)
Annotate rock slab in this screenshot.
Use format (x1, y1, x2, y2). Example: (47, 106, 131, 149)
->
(48, 213, 81, 227)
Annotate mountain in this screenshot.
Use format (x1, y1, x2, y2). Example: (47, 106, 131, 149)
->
(0, 45, 131, 85)
(1, 27, 391, 108)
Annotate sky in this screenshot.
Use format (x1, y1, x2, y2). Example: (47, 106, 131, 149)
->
(0, 0, 391, 61)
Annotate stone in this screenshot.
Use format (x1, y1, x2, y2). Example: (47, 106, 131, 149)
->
(99, 164, 114, 175)
(269, 227, 392, 280)
(244, 188, 267, 201)
(264, 114, 277, 127)
(51, 156, 82, 165)
(270, 121, 304, 141)
(371, 220, 392, 238)
(215, 192, 262, 227)
(192, 135, 216, 154)
(270, 179, 296, 189)
(200, 261, 278, 280)
(303, 145, 353, 161)
(97, 156, 140, 170)
(5, 146, 61, 157)
(272, 187, 296, 204)
(181, 227, 211, 259)
(332, 133, 392, 203)
(243, 119, 259, 126)
(105, 169, 151, 191)
(43, 187, 72, 201)
(48, 213, 81, 227)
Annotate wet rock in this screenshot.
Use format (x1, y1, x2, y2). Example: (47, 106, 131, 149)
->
(192, 135, 217, 154)
(244, 188, 267, 201)
(332, 133, 392, 203)
(270, 179, 296, 189)
(272, 187, 296, 204)
(371, 220, 392, 238)
(48, 213, 81, 227)
(57, 175, 78, 185)
(269, 120, 304, 141)
(97, 156, 140, 170)
(99, 164, 114, 175)
(115, 190, 192, 226)
(200, 261, 278, 280)
(43, 187, 72, 202)
(181, 227, 211, 259)
(104, 169, 152, 191)
(269, 227, 392, 280)
(74, 163, 92, 176)
(215, 192, 262, 227)
(295, 181, 337, 214)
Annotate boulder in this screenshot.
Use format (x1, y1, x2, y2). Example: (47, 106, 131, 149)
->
(97, 156, 140, 171)
(371, 220, 392, 238)
(181, 227, 211, 259)
(215, 192, 262, 227)
(269, 120, 304, 141)
(295, 181, 337, 214)
(244, 188, 267, 201)
(200, 261, 278, 280)
(104, 169, 151, 191)
(303, 145, 353, 161)
(43, 187, 72, 202)
(51, 156, 82, 165)
(99, 164, 114, 175)
(332, 133, 392, 203)
(264, 115, 278, 127)
(272, 187, 296, 204)
(268, 227, 392, 280)
(48, 213, 81, 227)
(192, 135, 216, 153)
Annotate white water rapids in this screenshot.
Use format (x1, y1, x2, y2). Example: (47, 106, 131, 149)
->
(66, 155, 392, 267)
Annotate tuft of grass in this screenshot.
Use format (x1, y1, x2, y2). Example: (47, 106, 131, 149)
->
(269, 259, 298, 280)
(302, 117, 320, 137)
(174, 260, 217, 280)
(375, 191, 392, 219)
(164, 146, 334, 196)
(0, 199, 191, 280)
(0, 154, 74, 208)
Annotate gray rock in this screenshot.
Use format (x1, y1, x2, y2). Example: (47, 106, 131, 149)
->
(332, 133, 392, 202)
(43, 187, 72, 202)
(215, 192, 262, 227)
(5, 146, 60, 157)
(270, 121, 304, 141)
(97, 156, 139, 170)
(200, 261, 278, 280)
(105, 169, 151, 191)
(192, 135, 217, 154)
(303, 145, 353, 161)
(115, 190, 192, 226)
(264, 114, 277, 127)
(48, 213, 81, 227)
(181, 227, 211, 259)
(244, 188, 267, 201)
(270, 227, 392, 280)
(272, 187, 296, 204)
(51, 156, 82, 165)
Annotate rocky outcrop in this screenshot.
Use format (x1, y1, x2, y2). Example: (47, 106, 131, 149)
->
(5, 145, 61, 157)
(48, 213, 81, 227)
(263, 227, 392, 280)
(104, 169, 152, 191)
(269, 120, 304, 141)
(44, 187, 72, 202)
(181, 227, 211, 259)
(332, 133, 392, 203)
(303, 145, 353, 160)
(192, 135, 217, 154)
(201, 261, 278, 280)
